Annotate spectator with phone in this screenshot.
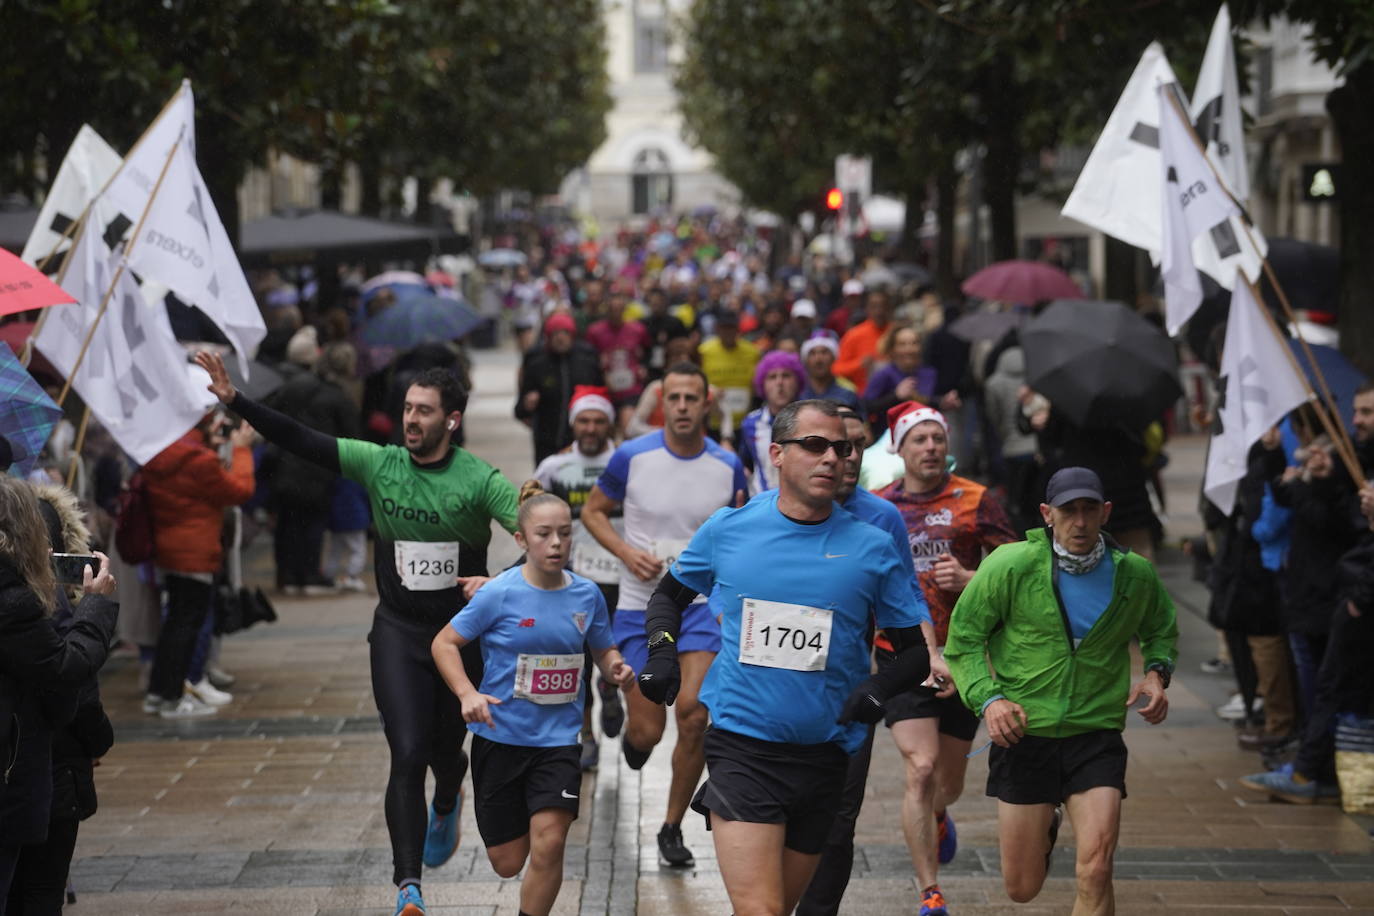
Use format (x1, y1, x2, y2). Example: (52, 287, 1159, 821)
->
(0, 475, 119, 901)
(140, 411, 257, 718)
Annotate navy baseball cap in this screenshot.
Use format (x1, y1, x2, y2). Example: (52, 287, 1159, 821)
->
(1045, 467, 1104, 507)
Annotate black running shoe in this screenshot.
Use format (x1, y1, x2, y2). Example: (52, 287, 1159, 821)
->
(657, 823, 694, 868)
(599, 680, 625, 738)
(622, 739, 652, 770)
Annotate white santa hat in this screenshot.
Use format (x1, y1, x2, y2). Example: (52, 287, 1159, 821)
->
(886, 402, 948, 453)
(568, 385, 614, 423)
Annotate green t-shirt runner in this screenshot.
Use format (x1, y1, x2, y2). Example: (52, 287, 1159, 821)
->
(338, 438, 517, 623)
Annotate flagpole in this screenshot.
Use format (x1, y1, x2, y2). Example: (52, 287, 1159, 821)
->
(1162, 88, 1363, 478)
(20, 211, 90, 369)
(55, 134, 184, 408)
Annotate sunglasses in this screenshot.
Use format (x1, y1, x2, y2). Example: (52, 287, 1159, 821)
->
(775, 436, 855, 457)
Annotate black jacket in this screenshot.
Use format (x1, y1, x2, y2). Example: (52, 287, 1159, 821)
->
(1274, 469, 1363, 634)
(263, 371, 359, 508)
(515, 342, 604, 465)
(0, 559, 118, 845)
(1206, 443, 1285, 635)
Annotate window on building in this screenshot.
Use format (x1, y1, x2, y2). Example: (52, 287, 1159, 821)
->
(634, 0, 669, 73)
(632, 148, 673, 215)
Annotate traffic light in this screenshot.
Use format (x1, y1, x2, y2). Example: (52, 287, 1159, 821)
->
(825, 187, 844, 211)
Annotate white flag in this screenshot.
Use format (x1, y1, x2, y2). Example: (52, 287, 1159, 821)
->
(100, 82, 265, 372)
(20, 125, 122, 268)
(34, 213, 215, 464)
(1159, 85, 1240, 335)
(1192, 5, 1250, 203)
(1061, 42, 1265, 293)
(1203, 276, 1310, 515)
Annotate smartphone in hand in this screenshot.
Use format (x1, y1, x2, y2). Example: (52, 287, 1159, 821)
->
(51, 553, 99, 586)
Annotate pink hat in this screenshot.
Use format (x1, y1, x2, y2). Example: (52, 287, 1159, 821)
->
(544, 312, 577, 337)
(886, 402, 947, 452)
(568, 385, 614, 422)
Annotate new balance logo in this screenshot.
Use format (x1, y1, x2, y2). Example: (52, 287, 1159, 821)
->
(518, 618, 535, 628)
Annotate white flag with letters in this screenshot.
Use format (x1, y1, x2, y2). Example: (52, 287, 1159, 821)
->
(1192, 4, 1250, 203)
(1203, 275, 1310, 515)
(33, 210, 215, 464)
(99, 82, 265, 372)
(1061, 42, 1265, 293)
(20, 125, 122, 268)
(1159, 85, 1240, 335)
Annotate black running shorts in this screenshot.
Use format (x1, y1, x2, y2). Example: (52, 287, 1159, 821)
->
(986, 729, 1128, 806)
(470, 735, 582, 847)
(690, 727, 849, 854)
(883, 685, 981, 741)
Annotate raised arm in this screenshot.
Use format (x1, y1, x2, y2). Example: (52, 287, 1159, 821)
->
(195, 351, 341, 473)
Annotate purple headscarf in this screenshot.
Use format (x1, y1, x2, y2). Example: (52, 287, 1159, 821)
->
(753, 349, 806, 398)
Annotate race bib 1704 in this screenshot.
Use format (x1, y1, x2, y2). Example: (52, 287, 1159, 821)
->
(513, 653, 584, 705)
(738, 598, 833, 672)
(394, 540, 461, 591)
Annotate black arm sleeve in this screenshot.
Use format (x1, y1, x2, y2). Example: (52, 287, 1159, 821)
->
(230, 391, 341, 473)
(644, 572, 700, 645)
(869, 625, 931, 699)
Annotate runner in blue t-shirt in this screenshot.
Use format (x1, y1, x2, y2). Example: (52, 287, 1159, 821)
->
(636, 399, 933, 916)
(432, 485, 634, 916)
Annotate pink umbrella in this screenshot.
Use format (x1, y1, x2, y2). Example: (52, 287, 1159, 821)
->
(0, 248, 76, 317)
(961, 260, 1082, 305)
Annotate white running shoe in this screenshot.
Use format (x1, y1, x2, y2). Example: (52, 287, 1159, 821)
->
(338, 576, 367, 592)
(159, 695, 218, 719)
(1216, 693, 1262, 721)
(206, 666, 236, 689)
(142, 693, 163, 715)
(185, 678, 233, 707)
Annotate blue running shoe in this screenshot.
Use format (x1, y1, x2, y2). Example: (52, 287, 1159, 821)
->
(422, 792, 461, 868)
(394, 883, 425, 916)
(919, 885, 949, 916)
(936, 810, 958, 865)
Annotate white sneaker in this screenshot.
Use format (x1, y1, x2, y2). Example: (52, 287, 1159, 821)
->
(206, 666, 236, 689)
(185, 678, 233, 707)
(1216, 693, 1262, 721)
(339, 576, 367, 592)
(142, 693, 163, 715)
(159, 695, 218, 719)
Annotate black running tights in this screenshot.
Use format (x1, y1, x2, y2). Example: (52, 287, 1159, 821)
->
(369, 609, 481, 886)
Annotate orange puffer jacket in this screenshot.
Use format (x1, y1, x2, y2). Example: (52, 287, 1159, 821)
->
(141, 432, 255, 574)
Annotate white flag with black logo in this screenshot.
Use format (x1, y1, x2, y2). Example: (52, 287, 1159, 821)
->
(1061, 42, 1265, 293)
(1203, 275, 1310, 515)
(20, 125, 122, 268)
(99, 81, 265, 372)
(1159, 85, 1240, 335)
(34, 211, 215, 464)
(1192, 4, 1250, 203)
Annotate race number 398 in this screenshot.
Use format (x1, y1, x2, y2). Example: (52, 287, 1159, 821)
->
(738, 598, 833, 672)
(514, 653, 584, 704)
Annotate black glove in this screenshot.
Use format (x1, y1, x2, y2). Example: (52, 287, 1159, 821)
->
(637, 650, 681, 706)
(837, 679, 886, 725)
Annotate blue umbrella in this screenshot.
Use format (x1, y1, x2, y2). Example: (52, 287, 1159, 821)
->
(362, 295, 485, 350)
(1289, 340, 1366, 434)
(477, 249, 526, 269)
(0, 342, 62, 475)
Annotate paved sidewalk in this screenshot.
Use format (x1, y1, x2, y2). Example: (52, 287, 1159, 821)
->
(70, 348, 1374, 914)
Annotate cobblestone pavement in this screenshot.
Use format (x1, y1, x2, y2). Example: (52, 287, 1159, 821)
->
(71, 349, 1374, 914)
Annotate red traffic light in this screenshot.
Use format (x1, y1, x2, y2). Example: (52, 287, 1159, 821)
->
(825, 188, 844, 211)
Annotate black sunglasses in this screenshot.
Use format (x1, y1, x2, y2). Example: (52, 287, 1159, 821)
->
(775, 436, 855, 457)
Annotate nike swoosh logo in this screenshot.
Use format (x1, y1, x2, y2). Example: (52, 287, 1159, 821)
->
(561, 789, 578, 799)
(825, 553, 848, 559)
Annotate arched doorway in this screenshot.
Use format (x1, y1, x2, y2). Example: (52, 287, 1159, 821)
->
(631, 147, 673, 215)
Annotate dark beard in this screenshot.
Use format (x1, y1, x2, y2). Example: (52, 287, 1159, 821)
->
(406, 425, 447, 457)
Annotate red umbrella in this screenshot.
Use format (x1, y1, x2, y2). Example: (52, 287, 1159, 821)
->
(961, 260, 1083, 304)
(0, 248, 76, 317)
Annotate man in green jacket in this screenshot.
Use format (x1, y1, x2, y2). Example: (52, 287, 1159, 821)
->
(945, 467, 1177, 916)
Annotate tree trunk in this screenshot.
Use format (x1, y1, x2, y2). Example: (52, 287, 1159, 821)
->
(1327, 62, 1374, 377)
(320, 160, 342, 211)
(359, 159, 383, 218)
(935, 165, 959, 300)
(1103, 235, 1141, 306)
(414, 173, 434, 225)
(897, 173, 927, 263)
(981, 61, 1021, 262)
(198, 116, 243, 250)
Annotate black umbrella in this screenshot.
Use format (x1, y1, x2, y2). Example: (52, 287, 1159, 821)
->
(225, 357, 286, 401)
(1021, 299, 1181, 430)
(948, 309, 1023, 344)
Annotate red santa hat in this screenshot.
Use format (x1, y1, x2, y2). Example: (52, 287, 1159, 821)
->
(886, 402, 947, 453)
(569, 385, 614, 422)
